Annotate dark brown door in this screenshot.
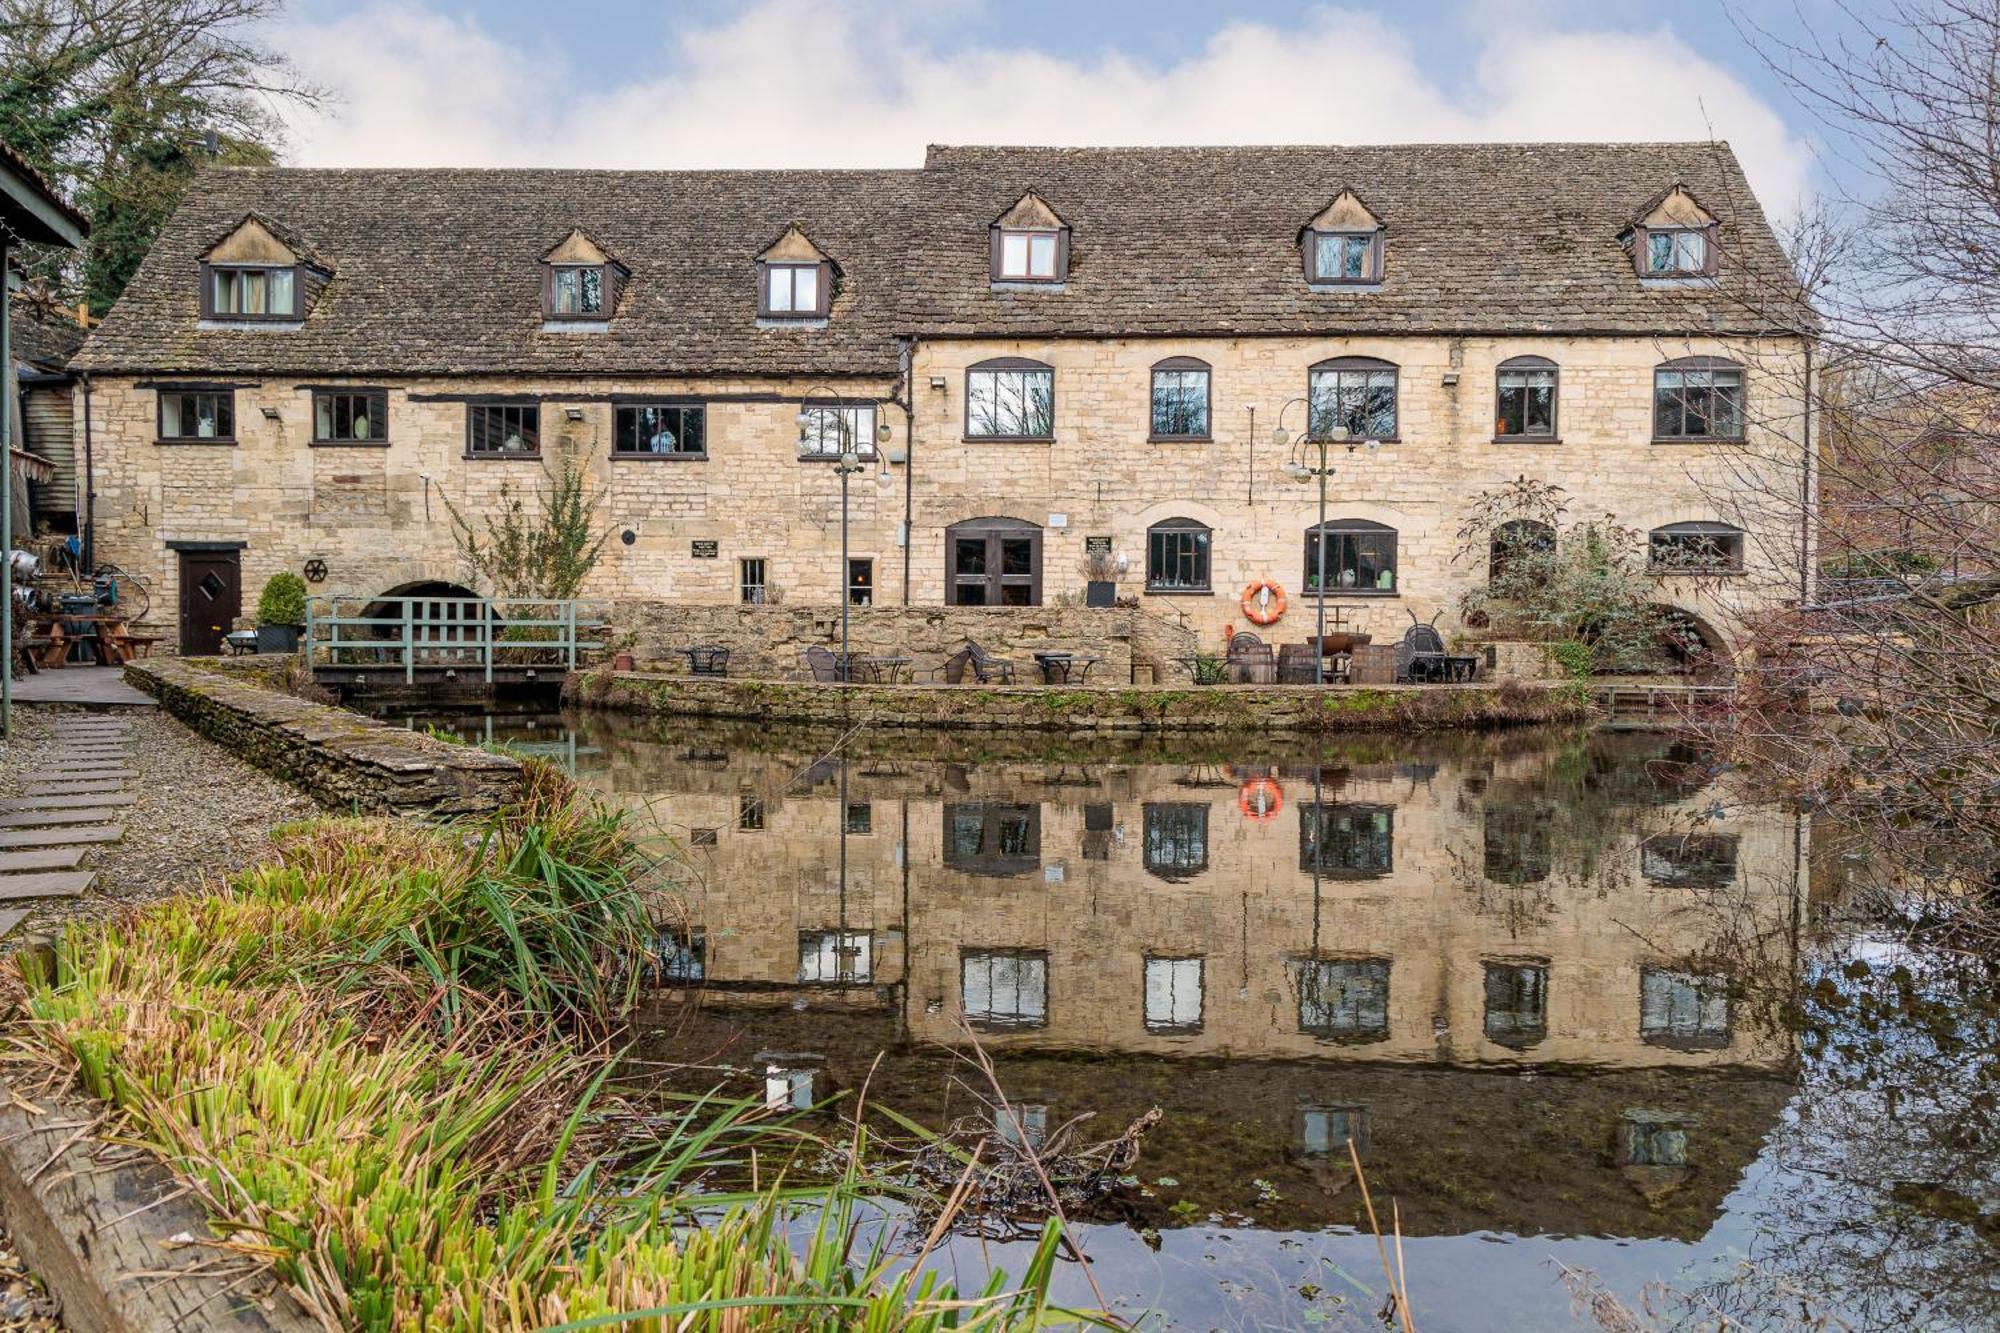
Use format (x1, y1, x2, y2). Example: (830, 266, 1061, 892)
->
(178, 550, 241, 655)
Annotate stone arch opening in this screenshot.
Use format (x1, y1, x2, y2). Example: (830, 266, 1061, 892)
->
(357, 580, 495, 659)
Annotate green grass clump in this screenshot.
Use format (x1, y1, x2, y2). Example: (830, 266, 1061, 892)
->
(8, 761, 1085, 1331)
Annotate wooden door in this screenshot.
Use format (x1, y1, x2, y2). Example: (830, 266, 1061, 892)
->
(178, 550, 240, 655)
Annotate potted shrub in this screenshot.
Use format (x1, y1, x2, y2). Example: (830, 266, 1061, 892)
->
(254, 572, 309, 654)
(1081, 548, 1119, 609)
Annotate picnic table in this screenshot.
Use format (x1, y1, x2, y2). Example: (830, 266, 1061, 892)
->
(1032, 652, 1103, 685)
(24, 612, 151, 667)
(677, 644, 731, 677)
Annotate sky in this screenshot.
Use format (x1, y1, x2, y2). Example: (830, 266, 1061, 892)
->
(268, 0, 1885, 220)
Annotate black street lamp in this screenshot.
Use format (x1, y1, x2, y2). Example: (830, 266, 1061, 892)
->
(799, 407, 870, 681)
(1271, 405, 1381, 685)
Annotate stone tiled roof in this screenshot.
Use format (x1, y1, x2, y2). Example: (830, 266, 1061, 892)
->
(76, 167, 919, 377)
(76, 144, 1806, 376)
(908, 143, 1804, 338)
(9, 292, 86, 371)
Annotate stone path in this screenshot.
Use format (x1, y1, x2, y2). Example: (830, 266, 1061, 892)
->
(0, 717, 132, 940)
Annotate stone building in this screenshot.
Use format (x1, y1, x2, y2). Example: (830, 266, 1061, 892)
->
(69, 143, 1811, 665)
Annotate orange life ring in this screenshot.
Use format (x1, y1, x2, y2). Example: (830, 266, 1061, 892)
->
(1242, 580, 1286, 625)
(1238, 778, 1284, 820)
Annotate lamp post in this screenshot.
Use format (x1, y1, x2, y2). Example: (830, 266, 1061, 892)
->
(800, 407, 869, 681)
(1273, 405, 1381, 685)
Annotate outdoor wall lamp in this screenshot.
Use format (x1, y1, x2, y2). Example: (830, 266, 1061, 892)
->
(565, 407, 586, 422)
(260, 406, 282, 421)
(928, 376, 948, 391)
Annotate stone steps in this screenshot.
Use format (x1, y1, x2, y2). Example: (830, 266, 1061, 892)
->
(0, 808, 127, 829)
(0, 872, 94, 901)
(0, 721, 131, 932)
(0, 848, 87, 872)
(0, 794, 138, 812)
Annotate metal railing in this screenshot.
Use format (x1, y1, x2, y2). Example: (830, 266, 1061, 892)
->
(305, 595, 608, 682)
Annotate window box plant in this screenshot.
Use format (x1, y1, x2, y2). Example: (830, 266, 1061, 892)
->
(254, 571, 309, 654)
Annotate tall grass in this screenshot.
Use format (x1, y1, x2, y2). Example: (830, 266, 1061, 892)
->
(5, 761, 1091, 1330)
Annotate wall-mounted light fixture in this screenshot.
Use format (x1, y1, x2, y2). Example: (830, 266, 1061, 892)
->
(928, 376, 947, 391)
(1441, 371, 1460, 387)
(260, 406, 283, 421)
(565, 407, 586, 422)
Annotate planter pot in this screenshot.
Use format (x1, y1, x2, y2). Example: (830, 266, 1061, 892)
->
(1085, 580, 1117, 609)
(255, 623, 302, 654)
(612, 651, 636, 671)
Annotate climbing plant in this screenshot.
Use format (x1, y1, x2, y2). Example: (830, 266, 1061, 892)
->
(442, 452, 611, 600)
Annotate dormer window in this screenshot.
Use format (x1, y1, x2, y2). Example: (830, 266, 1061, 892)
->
(1630, 186, 1719, 279)
(989, 192, 1069, 285)
(211, 266, 295, 318)
(540, 229, 627, 325)
(550, 265, 603, 317)
(755, 225, 835, 320)
(199, 214, 322, 324)
(1301, 191, 1384, 287)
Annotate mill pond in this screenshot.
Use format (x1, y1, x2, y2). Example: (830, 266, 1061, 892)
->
(369, 704, 1998, 1332)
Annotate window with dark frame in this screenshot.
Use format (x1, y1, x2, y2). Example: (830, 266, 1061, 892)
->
(1142, 802, 1210, 880)
(1644, 228, 1711, 276)
(961, 950, 1049, 1030)
(1300, 1105, 1370, 1161)
(966, 361, 1054, 439)
(1146, 518, 1211, 593)
(1483, 961, 1549, 1047)
(763, 262, 825, 316)
(1649, 522, 1746, 573)
(1143, 956, 1204, 1034)
(1312, 231, 1378, 283)
(943, 802, 1041, 877)
(996, 229, 1061, 281)
(1654, 361, 1744, 440)
(1483, 803, 1553, 883)
(740, 558, 767, 604)
(1149, 360, 1211, 438)
(1495, 357, 1558, 438)
(209, 265, 295, 318)
(1304, 520, 1397, 594)
(550, 264, 604, 317)
(1308, 358, 1397, 439)
(157, 388, 235, 442)
(797, 930, 872, 984)
(844, 801, 872, 835)
(737, 793, 765, 831)
(1640, 967, 1730, 1049)
(615, 403, 707, 456)
(1299, 803, 1394, 878)
(1639, 832, 1741, 889)
(466, 403, 540, 456)
(312, 389, 387, 444)
(1294, 958, 1390, 1041)
(653, 926, 706, 984)
(847, 558, 874, 606)
(799, 403, 876, 458)
(1488, 519, 1556, 585)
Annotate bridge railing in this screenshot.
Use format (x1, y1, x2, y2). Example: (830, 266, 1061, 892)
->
(304, 595, 609, 683)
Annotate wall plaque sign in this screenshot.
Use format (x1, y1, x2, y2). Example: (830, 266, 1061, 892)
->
(690, 540, 719, 559)
(1084, 536, 1113, 557)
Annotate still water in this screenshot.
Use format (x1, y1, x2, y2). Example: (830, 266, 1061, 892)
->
(384, 705, 1998, 1332)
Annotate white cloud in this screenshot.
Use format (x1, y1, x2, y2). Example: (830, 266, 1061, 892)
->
(273, 0, 1810, 215)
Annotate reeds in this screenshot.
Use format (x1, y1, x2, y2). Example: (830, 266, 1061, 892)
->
(6, 766, 1091, 1330)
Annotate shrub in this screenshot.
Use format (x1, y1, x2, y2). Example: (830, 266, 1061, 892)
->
(256, 571, 309, 626)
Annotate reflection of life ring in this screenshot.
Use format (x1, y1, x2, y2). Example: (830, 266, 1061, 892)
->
(1242, 580, 1286, 625)
(1238, 778, 1284, 820)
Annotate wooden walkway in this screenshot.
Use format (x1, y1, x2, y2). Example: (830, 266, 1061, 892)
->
(0, 715, 130, 940)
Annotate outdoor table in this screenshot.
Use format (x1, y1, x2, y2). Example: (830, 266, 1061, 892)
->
(225, 630, 260, 655)
(846, 655, 911, 684)
(1033, 652, 1103, 685)
(678, 645, 731, 677)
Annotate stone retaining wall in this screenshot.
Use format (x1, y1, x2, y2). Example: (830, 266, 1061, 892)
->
(612, 601, 1200, 681)
(566, 669, 1594, 734)
(126, 657, 526, 817)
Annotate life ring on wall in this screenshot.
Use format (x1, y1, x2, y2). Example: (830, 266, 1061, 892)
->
(1238, 778, 1284, 820)
(1242, 580, 1286, 625)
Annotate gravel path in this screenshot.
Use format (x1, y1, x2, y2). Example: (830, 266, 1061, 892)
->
(0, 1219, 58, 1330)
(0, 707, 318, 935)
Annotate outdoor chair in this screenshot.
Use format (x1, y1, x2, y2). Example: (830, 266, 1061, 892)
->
(803, 645, 842, 682)
(1395, 623, 1449, 683)
(1227, 632, 1276, 684)
(963, 640, 1019, 684)
(921, 648, 972, 684)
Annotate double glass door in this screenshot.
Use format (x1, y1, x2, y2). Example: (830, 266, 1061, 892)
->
(947, 518, 1041, 605)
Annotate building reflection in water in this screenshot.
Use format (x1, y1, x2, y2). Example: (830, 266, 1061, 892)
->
(584, 721, 1807, 1241)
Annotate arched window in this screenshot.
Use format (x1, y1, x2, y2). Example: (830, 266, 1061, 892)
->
(1489, 518, 1556, 584)
(1648, 521, 1745, 573)
(1304, 518, 1397, 594)
(947, 516, 1042, 605)
(1149, 356, 1211, 439)
(1146, 516, 1212, 592)
(1654, 356, 1744, 441)
(966, 357, 1054, 440)
(1308, 357, 1397, 440)
(1494, 355, 1558, 439)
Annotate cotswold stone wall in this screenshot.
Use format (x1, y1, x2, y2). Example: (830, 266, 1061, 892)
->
(613, 601, 1199, 681)
(126, 657, 526, 816)
(567, 669, 1594, 734)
